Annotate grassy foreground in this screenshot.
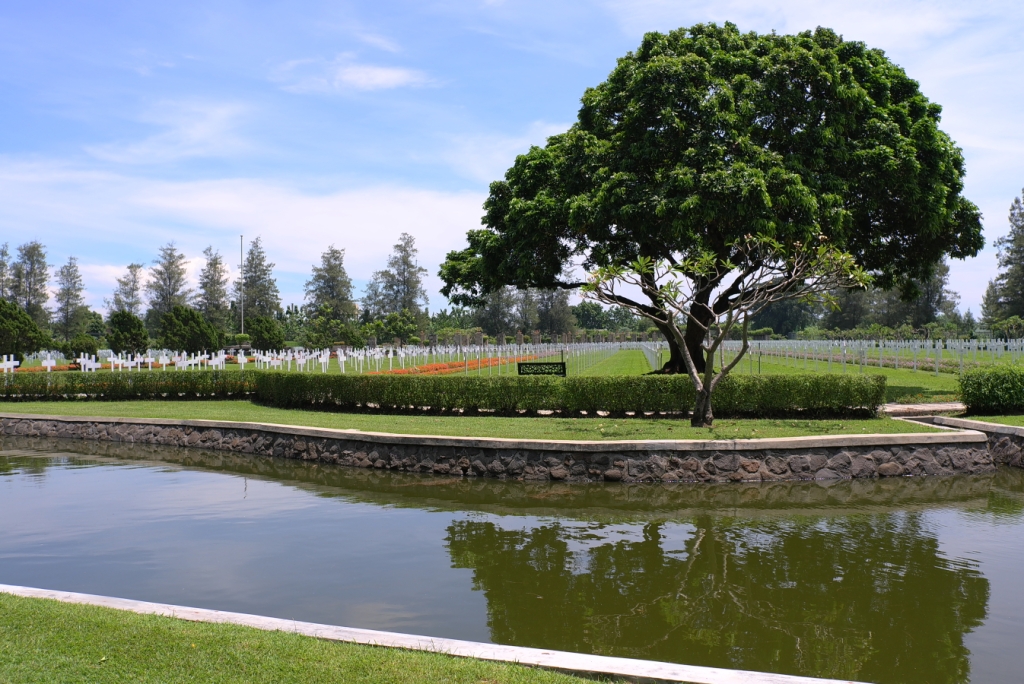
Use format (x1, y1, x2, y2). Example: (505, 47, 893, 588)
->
(0, 400, 939, 440)
(0, 593, 593, 684)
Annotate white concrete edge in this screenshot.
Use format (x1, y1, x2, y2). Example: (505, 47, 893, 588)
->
(0, 584, 866, 684)
(933, 416, 1024, 437)
(890, 416, 964, 432)
(0, 412, 985, 453)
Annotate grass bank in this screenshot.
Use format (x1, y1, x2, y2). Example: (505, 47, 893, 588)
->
(0, 400, 939, 440)
(578, 350, 652, 376)
(0, 593, 592, 684)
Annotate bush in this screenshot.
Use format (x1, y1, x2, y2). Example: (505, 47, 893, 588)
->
(960, 366, 1024, 413)
(252, 373, 886, 417)
(68, 333, 99, 359)
(0, 370, 255, 401)
(0, 300, 49, 358)
(108, 311, 149, 356)
(160, 306, 219, 354)
(246, 316, 285, 350)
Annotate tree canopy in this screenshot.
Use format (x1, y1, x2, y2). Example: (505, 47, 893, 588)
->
(981, 189, 1024, 325)
(440, 23, 983, 373)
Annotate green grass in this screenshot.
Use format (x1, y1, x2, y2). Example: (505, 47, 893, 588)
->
(0, 400, 939, 440)
(728, 356, 960, 403)
(578, 350, 652, 376)
(959, 415, 1024, 427)
(0, 593, 593, 684)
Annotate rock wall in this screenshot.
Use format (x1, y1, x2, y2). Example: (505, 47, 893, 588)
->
(0, 414, 998, 483)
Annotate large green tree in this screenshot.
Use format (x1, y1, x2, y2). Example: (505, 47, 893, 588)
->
(440, 23, 983, 376)
(10, 241, 50, 329)
(108, 263, 145, 317)
(159, 305, 219, 354)
(0, 300, 49, 359)
(145, 243, 192, 332)
(52, 256, 87, 342)
(362, 233, 428, 319)
(195, 246, 231, 334)
(236, 237, 280, 322)
(107, 310, 149, 356)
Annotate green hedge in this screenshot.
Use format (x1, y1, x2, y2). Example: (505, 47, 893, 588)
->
(0, 370, 886, 417)
(0, 370, 254, 401)
(960, 366, 1024, 413)
(252, 372, 886, 417)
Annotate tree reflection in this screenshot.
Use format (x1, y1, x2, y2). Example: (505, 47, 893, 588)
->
(447, 513, 988, 683)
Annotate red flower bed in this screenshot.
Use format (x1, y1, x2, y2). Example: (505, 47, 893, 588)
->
(369, 355, 538, 375)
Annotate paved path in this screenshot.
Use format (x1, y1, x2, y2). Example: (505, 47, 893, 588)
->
(882, 402, 964, 417)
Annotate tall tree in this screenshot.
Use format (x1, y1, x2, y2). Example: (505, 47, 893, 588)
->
(108, 263, 145, 317)
(473, 287, 517, 337)
(10, 241, 50, 328)
(512, 288, 538, 333)
(236, 237, 280, 320)
(823, 262, 960, 330)
(305, 245, 356, 321)
(145, 243, 192, 331)
(981, 189, 1024, 324)
(440, 23, 983, 378)
(0, 243, 12, 301)
(195, 246, 231, 332)
(536, 289, 576, 336)
(53, 256, 87, 342)
(362, 233, 428, 319)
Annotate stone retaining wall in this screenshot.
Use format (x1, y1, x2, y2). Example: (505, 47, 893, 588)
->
(933, 416, 1024, 468)
(0, 413, 997, 483)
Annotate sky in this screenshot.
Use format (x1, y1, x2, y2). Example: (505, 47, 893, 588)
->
(1, 0, 1022, 317)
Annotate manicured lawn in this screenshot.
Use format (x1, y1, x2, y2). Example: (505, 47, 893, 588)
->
(578, 350, 652, 376)
(0, 593, 592, 684)
(729, 356, 960, 403)
(960, 415, 1024, 427)
(0, 400, 939, 440)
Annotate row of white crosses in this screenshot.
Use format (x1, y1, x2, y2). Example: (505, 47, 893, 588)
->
(0, 355, 20, 373)
(76, 354, 102, 372)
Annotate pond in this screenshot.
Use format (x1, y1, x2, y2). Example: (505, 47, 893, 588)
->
(2, 437, 1023, 683)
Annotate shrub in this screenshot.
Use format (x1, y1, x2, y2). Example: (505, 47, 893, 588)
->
(0, 300, 49, 359)
(246, 316, 285, 350)
(960, 366, 1024, 413)
(160, 306, 219, 354)
(108, 311, 149, 355)
(68, 333, 99, 359)
(252, 373, 886, 417)
(0, 370, 255, 401)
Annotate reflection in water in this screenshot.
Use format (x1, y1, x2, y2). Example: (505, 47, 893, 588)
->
(2, 435, 1024, 683)
(447, 515, 987, 682)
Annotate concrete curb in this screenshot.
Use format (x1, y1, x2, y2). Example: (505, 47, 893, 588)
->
(0, 584, 866, 684)
(932, 416, 1024, 436)
(0, 412, 983, 453)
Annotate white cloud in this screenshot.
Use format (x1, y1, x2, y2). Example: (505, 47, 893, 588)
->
(85, 101, 249, 165)
(272, 54, 431, 93)
(0, 158, 483, 311)
(357, 32, 402, 53)
(439, 121, 571, 183)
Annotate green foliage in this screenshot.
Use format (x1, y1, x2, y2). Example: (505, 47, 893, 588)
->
(247, 315, 285, 350)
(0, 299, 49, 357)
(107, 310, 149, 355)
(960, 366, 1024, 413)
(159, 305, 219, 354)
(253, 373, 885, 417)
(0, 370, 254, 401)
(363, 309, 418, 344)
(66, 332, 99, 359)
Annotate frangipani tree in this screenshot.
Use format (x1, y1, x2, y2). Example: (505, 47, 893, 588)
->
(585, 233, 868, 426)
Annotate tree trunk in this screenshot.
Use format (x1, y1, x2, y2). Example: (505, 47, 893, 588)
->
(652, 319, 709, 374)
(691, 387, 715, 427)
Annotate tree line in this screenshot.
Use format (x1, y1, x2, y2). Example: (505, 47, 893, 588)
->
(0, 231, 645, 361)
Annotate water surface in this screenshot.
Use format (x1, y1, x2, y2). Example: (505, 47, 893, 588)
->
(2, 436, 1023, 683)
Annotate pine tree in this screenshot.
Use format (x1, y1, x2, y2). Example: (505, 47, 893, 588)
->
(53, 256, 86, 342)
(195, 246, 231, 333)
(10, 241, 50, 328)
(304, 245, 356, 321)
(536, 289, 575, 336)
(473, 286, 517, 337)
(362, 233, 428, 319)
(512, 288, 538, 333)
(0, 243, 12, 301)
(145, 243, 192, 331)
(236, 237, 280, 320)
(987, 189, 1024, 322)
(108, 263, 145, 317)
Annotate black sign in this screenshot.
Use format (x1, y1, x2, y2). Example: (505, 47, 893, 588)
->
(517, 362, 566, 377)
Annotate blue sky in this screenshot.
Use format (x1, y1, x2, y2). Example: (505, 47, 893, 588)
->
(1, 0, 1022, 317)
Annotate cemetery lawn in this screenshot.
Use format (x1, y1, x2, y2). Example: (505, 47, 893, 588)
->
(578, 349, 652, 376)
(0, 593, 592, 684)
(730, 357, 960, 403)
(0, 401, 940, 440)
(959, 415, 1024, 427)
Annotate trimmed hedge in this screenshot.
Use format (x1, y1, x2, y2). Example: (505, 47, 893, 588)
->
(0, 370, 886, 417)
(0, 370, 254, 401)
(960, 366, 1024, 414)
(252, 372, 886, 417)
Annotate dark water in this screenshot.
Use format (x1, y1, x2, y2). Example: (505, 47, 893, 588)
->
(2, 438, 1024, 683)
